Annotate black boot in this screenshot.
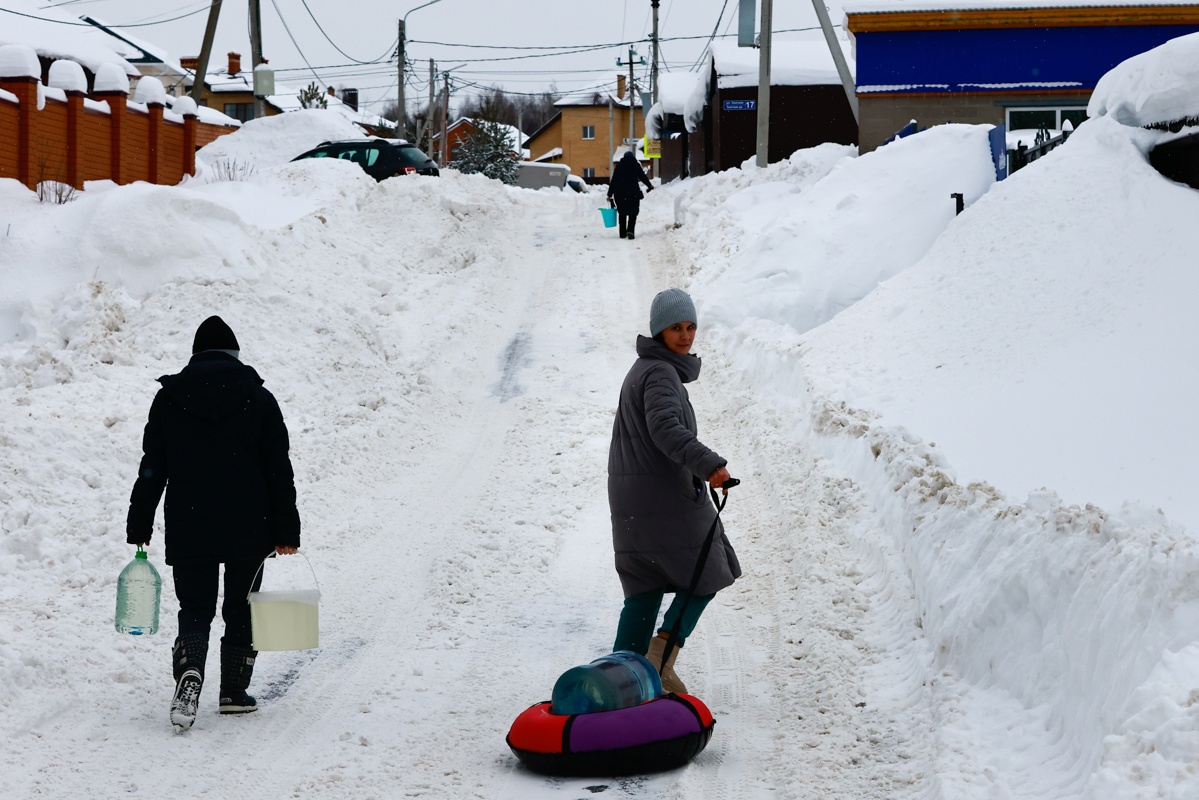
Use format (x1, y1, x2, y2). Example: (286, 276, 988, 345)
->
(219, 642, 258, 715)
(170, 634, 208, 731)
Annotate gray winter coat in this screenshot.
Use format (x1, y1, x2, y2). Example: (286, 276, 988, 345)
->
(608, 335, 741, 597)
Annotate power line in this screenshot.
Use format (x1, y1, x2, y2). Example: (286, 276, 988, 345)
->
(295, 0, 398, 65)
(266, 0, 325, 86)
(0, 4, 210, 27)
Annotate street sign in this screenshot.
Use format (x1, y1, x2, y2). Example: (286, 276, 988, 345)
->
(645, 139, 661, 159)
(723, 99, 756, 111)
(622, 138, 641, 145)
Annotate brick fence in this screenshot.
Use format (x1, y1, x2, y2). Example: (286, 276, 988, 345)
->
(0, 74, 237, 191)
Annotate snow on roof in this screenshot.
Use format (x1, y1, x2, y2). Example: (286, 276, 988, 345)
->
(707, 39, 853, 89)
(647, 70, 711, 137)
(265, 86, 394, 131)
(201, 67, 393, 130)
(79, 15, 185, 75)
(843, 0, 1199, 13)
(0, 0, 137, 77)
(532, 146, 562, 162)
(1088, 31, 1199, 126)
(555, 86, 640, 109)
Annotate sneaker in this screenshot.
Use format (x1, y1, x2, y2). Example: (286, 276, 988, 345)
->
(218, 690, 258, 715)
(170, 669, 203, 731)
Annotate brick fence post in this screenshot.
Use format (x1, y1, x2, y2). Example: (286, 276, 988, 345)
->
(0, 75, 37, 189)
(174, 95, 199, 178)
(93, 64, 130, 185)
(49, 60, 89, 190)
(65, 90, 84, 189)
(147, 101, 163, 184)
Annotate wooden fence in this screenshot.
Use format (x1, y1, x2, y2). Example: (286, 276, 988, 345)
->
(0, 74, 237, 191)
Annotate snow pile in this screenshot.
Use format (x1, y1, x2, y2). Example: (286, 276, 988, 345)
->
(681, 124, 994, 336)
(1089, 31, 1199, 127)
(668, 86, 1199, 799)
(196, 109, 368, 170)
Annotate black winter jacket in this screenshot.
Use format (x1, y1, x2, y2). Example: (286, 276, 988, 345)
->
(126, 352, 301, 565)
(607, 152, 653, 215)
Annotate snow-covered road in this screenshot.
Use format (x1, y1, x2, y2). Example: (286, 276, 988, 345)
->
(1, 171, 937, 798)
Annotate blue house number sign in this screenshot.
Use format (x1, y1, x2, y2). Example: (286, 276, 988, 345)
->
(723, 99, 756, 111)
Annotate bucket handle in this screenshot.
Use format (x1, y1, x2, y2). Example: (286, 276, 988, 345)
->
(247, 551, 321, 602)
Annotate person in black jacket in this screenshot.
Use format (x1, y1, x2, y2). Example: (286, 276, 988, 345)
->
(126, 315, 301, 731)
(607, 150, 654, 240)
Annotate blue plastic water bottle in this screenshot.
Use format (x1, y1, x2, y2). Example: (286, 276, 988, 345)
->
(550, 651, 663, 715)
(114, 547, 161, 635)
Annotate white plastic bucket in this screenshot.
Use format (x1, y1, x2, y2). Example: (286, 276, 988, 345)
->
(248, 554, 320, 651)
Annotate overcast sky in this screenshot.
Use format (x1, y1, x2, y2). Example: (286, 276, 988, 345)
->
(35, 0, 844, 116)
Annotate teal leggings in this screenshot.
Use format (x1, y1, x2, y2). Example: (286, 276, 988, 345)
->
(613, 589, 715, 655)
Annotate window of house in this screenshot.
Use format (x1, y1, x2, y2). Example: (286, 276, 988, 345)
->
(223, 103, 254, 123)
(1006, 106, 1087, 133)
(582, 125, 595, 140)
(583, 167, 595, 178)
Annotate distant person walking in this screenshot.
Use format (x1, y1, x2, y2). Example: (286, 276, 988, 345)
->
(607, 289, 740, 693)
(126, 315, 301, 731)
(607, 150, 654, 240)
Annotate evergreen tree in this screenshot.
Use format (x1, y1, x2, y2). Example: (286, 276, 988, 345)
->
(455, 119, 519, 184)
(298, 82, 327, 109)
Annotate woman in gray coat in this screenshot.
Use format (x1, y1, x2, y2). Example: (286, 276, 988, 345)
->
(608, 288, 740, 693)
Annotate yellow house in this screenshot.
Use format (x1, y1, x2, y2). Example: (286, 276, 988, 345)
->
(525, 76, 646, 184)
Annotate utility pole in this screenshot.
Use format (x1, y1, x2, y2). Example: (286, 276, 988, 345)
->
(628, 47, 636, 144)
(423, 58, 435, 152)
(608, 95, 614, 179)
(810, 0, 859, 122)
(397, 19, 406, 136)
(441, 71, 450, 166)
(650, 0, 660, 180)
(190, 0, 223, 105)
(755, 0, 773, 168)
(249, 0, 264, 119)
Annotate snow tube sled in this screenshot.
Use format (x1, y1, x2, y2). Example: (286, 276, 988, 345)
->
(507, 693, 715, 776)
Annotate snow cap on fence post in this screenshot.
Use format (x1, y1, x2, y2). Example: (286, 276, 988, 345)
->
(0, 45, 40, 79)
(94, 63, 129, 95)
(173, 96, 198, 117)
(133, 76, 166, 106)
(48, 60, 87, 93)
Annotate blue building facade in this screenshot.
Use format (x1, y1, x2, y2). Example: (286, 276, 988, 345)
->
(846, 4, 1199, 151)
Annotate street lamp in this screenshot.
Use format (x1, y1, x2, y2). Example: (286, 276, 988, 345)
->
(398, 0, 444, 138)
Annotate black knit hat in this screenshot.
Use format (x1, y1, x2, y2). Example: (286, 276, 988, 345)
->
(192, 316, 240, 354)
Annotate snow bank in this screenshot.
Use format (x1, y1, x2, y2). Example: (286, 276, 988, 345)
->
(1089, 31, 1199, 127)
(689, 124, 995, 336)
(196, 109, 367, 170)
(682, 112, 1199, 796)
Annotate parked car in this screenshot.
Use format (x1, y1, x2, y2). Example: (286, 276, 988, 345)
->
(291, 139, 439, 180)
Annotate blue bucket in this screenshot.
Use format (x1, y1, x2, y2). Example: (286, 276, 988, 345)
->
(599, 207, 617, 228)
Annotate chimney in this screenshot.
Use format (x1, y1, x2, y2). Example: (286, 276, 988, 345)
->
(180, 56, 199, 72)
(617, 74, 626, 100)
(227, 52, 241, 75)
(341, 88, 359, 111)
(327, 86, 335, 97)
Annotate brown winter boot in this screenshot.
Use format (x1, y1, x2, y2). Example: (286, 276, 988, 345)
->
(646, 631, 687, 694)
